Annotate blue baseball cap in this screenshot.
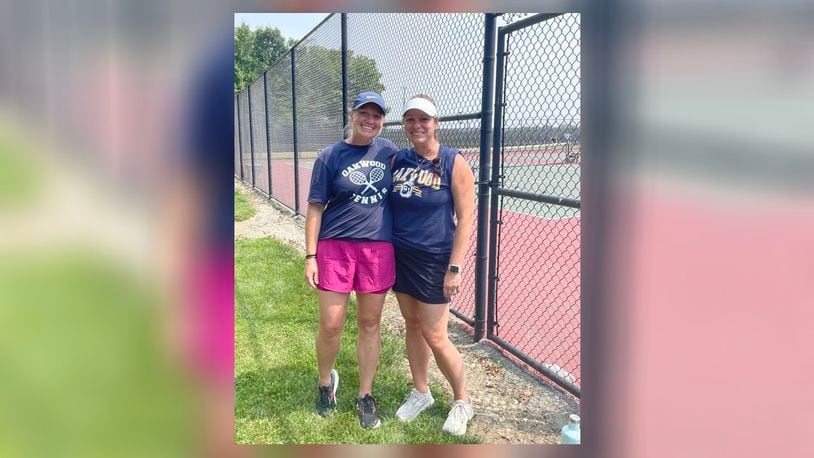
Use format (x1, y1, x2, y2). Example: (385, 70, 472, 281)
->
(351, 91, 386, 113)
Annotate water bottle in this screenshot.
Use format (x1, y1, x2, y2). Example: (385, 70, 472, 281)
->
(560, 414, 581, 445)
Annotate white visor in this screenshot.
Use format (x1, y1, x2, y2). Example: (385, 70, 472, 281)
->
(402, 97, 438, 118)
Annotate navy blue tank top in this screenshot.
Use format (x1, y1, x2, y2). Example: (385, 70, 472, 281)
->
(390, 145, 459, 253)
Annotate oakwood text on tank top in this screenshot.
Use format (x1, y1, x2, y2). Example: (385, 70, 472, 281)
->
(392, 166, 441, 199)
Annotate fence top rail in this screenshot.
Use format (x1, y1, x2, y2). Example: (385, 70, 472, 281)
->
(289, 13, 336, 51)
(500, 12, 565, 34)
(383, 111, 482, 127)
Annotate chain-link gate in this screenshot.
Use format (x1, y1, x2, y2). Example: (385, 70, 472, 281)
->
(487, 13, 581, 396)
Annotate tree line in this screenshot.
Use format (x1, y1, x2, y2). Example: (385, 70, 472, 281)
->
(235, 24, 385, 124)
(234, 24, 294, 93)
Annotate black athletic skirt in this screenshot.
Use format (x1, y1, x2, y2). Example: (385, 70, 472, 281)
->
(392, 245, 451, 304)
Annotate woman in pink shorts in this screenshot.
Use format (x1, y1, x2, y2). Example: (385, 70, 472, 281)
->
(304, 91, 397, 429)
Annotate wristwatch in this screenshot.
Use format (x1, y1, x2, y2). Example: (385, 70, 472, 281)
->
(447, 264, 461, 274)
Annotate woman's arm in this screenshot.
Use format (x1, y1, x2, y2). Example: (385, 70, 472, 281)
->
(444, 153, 476, 298)
(304, 202, 326, 289)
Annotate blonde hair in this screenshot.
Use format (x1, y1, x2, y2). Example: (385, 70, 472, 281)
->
(343, 119, 352, 139)
(345, 107, 383, 140)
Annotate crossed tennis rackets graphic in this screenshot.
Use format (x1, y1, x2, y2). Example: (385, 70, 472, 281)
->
(349, 167, 384, 194)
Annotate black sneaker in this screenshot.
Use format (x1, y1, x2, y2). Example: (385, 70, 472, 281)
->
(315, 369, 338, 417)
(355, 394, 381, 429)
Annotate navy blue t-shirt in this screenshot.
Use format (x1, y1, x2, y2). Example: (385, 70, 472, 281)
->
(390, 146, 460, 253)
(308, 137, 397, 241)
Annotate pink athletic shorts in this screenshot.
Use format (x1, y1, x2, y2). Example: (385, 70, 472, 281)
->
(316, 239, 395, 294)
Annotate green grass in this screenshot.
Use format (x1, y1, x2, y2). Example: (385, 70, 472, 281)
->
(0, 131, 40, 208)
(234, 190, 256, 221)
(0, 250, 194, 456)
(234, 237, 481, 444)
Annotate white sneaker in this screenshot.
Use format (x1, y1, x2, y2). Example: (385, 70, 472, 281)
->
(395, 388, 435, 421)
(442, 398, 474, 436)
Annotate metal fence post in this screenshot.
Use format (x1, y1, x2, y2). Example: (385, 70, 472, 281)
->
(263, 71, 273, 195)
(341, 13, 348, 129)
(487, 29, 508, 338)
(237, 93, 244, 180)
(475, 13, 498, 342)
(291, 47, 300, 215)
(248, 84, 256, 188)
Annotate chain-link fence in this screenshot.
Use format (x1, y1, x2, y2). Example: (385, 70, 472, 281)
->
(234, 13, 581, 397)
(488, 13, 581, 395)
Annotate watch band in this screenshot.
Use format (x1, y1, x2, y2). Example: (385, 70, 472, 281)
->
(447, 264, 461, 273)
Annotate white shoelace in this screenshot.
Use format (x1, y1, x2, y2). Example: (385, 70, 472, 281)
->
(404, 390, 425, 406)
(449, 402, 469, 424)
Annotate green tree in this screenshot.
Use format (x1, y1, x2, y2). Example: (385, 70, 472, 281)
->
(235, 22, 386, 149)
(293, 46, 385, 116)
(234, 24, 288, 92)
(257, 44, 385, 148)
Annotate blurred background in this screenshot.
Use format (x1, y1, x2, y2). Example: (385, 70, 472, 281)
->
(0, 1, 812, 457)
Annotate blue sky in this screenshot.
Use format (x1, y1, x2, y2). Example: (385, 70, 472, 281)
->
(234, 13, 330, 42)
